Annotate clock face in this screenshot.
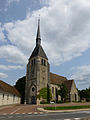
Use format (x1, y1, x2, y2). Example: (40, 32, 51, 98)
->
(42, 68, 46, 72)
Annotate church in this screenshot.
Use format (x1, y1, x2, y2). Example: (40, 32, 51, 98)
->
(25, 19, 79, 104)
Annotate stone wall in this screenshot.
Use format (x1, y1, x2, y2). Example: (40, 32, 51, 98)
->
(70, 81, 79, 102)
(50, 84, 61, 101)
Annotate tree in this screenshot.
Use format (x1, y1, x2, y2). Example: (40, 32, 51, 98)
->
(14, 76, 26, 104)
(78, 87, 90, 102)
(38, 87, 52, 103)
(58, 83, 68, 103)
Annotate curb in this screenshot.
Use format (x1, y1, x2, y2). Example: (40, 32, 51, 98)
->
(37, 107, 90, 113)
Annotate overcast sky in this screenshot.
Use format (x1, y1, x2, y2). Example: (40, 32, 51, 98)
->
(0, 0, 90, 90)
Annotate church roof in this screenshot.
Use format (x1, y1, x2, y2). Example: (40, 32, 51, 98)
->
(50, 72, 67, 85)
(0, 80, 21, 97)
(50, 73, 74, 92)
(30, 45, 48, 60)
(64, 80, 74, 92)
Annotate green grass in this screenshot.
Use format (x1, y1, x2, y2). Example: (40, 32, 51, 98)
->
(44, 105, 90, 110)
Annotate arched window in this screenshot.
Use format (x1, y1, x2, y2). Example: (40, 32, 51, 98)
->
(32, 87, 35, 92)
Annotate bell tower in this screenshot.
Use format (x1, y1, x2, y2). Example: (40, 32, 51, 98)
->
(25, 19, 50, 104)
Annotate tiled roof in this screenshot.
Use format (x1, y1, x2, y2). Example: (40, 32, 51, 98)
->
(0, 80, 21, 97)
(50, 73, 74, 91)
(50, 72, 67, 85)
(64, 80, 74, 92)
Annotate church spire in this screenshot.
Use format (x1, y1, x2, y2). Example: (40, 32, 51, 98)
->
(36, 18, 41, 47)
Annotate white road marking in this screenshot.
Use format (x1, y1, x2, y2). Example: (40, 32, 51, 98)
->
(22, 113, 25, 114)
(40, 112, 43, 114)
(10, 107, 21, 114)
(34, 112, 38, 114)
(2, 113, 7, 115)
(28, 112, 32, 114)
(74, 118, 81, 120)
(64, 119, 71, 120)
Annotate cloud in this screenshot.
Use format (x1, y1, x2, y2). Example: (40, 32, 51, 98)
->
(0, 24, 6, 42)
(0, 65, 23, 70)
(0, 45, 27, 64)
(0, 73, 8, 78)
(1, 0, 90, 65)
(71, 65, 90, 89)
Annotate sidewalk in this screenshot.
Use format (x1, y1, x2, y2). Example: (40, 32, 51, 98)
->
(0, 104, 21, 110)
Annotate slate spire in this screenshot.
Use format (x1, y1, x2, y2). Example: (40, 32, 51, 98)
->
(36, 18, 41, 47)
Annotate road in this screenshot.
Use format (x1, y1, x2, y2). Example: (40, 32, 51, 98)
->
(0, 111, 90, 120)
(0, 103, 90, 120)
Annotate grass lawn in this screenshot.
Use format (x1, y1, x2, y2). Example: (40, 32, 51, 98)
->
(44, 105, 90, 110)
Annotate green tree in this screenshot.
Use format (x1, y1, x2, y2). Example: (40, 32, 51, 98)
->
(38, 87, 52, 103)
(58, 83, 68, 103)
(78, 87, 90, 102)
(14, 76, 26, 104)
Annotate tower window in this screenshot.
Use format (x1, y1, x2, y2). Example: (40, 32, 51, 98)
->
(31, 59, 35, 65)
(44, 60, 46, 66)
(41, 59, 43, 65)
(41, 59, 46, 66)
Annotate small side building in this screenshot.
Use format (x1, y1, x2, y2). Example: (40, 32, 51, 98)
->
(0, 80, 21, 106)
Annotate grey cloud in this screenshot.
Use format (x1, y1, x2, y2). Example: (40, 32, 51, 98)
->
(0, 72, 8, 78)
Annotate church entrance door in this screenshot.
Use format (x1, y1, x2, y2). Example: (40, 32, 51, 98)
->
(31, 96, 36, 104)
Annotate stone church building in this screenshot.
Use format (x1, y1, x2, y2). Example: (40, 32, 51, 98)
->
(25, 19, 79, 104)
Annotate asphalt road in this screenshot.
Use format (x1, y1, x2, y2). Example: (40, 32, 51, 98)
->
(0, 111, 90, 120)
